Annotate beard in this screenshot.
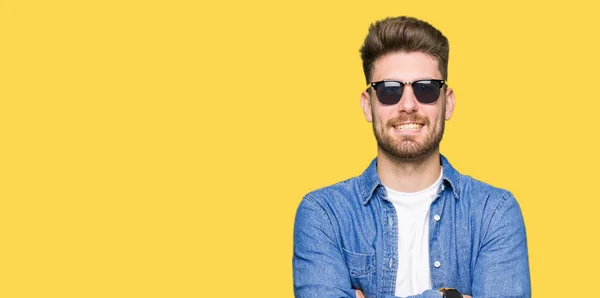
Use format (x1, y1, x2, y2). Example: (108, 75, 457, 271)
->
(372, 111, 445, 161)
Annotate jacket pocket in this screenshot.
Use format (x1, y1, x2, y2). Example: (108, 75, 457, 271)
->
(342, 248, 376, 277)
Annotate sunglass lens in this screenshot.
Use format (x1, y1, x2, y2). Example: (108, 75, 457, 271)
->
(413, 81, 441, 104)
(376, 82, 403, 105)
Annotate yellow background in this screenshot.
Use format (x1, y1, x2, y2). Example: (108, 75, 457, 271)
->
(1, 0, 599, 297)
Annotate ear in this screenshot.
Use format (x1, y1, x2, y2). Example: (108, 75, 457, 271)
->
(444, 87, 455, 120)
(360, 90, 373, 123)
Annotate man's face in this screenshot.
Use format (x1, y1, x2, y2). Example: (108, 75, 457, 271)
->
(360, 52, 455, 161)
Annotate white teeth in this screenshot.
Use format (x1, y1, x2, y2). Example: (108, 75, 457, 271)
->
(394, 123, 423, 130)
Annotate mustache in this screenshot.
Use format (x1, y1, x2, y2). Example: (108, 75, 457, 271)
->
(387, 114, 429, 126)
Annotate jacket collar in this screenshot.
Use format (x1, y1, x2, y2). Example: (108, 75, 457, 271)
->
(358, 154, 461, 205)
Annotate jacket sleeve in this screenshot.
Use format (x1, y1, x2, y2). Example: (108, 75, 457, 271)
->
(470, 192, 531, 298)
(293, 196, 357, 298)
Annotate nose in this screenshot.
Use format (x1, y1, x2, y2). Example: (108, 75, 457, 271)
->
(398, 84, 418, 113)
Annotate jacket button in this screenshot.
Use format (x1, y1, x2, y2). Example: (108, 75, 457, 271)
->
(434, 214, 441, 221)
(434, 261, 441, 268)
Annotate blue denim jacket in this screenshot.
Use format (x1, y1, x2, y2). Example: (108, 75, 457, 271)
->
(293, 155, 530, 298)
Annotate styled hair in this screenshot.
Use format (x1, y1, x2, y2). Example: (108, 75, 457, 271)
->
(359, 16, 449, 84)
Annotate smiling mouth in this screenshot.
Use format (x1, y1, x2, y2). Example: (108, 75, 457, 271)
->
(393, 123, 424, 130)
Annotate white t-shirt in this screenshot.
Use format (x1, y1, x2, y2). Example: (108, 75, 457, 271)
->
(384, 169, 443, 297)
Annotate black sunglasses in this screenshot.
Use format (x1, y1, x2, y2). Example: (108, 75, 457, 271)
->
(368, 79, 446, 105)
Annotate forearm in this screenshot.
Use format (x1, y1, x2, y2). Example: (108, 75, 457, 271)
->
(381, 289, 442, 298)
(382, 290, 471, 298)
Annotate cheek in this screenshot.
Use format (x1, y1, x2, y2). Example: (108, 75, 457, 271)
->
(373, 107, 394, 125)
(375, 115, 391, 132)
(431, 114, 443, 127)
(426, 106, 445, 125)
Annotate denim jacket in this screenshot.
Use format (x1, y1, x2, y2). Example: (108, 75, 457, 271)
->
(293, 155, 530, 298)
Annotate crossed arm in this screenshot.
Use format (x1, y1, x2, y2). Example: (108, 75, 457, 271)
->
(356, 289, 472, 298)
(293, 194, 530, 298)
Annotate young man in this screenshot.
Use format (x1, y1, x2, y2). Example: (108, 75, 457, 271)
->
(292, 17, 530, 298)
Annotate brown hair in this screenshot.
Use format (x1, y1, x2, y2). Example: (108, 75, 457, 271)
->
(359, 16, 449, 84)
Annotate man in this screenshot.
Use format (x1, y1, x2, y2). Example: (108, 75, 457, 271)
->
(292, 16, 530, 298)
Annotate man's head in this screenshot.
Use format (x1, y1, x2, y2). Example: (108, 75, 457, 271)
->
(360, 16, 449, 84)
(359, 17, 454, 162)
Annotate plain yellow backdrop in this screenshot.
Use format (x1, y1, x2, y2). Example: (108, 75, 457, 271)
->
(1, 0, 599, 297)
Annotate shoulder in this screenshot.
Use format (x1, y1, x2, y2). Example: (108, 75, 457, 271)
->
(294, 176, 365, 235)
(301, 176, 362, 211)
(459, 174, 513, 202)
(457, 174, 524, 229)
(459, 174, 520, 209)
(441, 155, 517, 211)
(296, 158, 379, 224)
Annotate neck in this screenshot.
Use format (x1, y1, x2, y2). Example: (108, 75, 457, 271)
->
(377, 147, 442, 193)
